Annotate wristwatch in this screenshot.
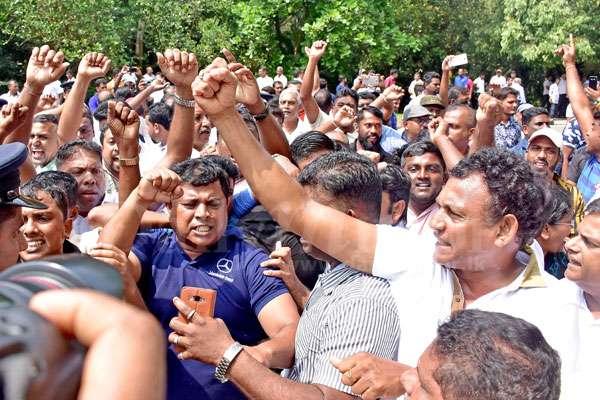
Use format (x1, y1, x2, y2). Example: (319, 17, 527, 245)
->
(250, 100, 270, 121)
(214, 341, 243, 383)
(118, 155, 139, 166)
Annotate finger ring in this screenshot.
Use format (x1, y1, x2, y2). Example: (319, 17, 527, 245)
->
(186, 309, 196, 321)
(198, 71, 205, 81)
(345, 370, 352, 380)
(174, 334, 180, 346)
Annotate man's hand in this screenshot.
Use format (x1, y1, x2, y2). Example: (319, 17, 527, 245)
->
(89, 243, 138, 289)
(585, 86, 600, 101)
(441, 55, 453, 72)
(382, 85, 405, 104)
(156, 49, 198, 87)
(77, 52, 112, 82)
(260, 244, 303, 292)
(135, 168, 183, 206)
(357, 150, 381, 164)
(477, 94, 503, 124)
(330, 353, 407, 400)
(25, 45, 70, 92)
(428, 117, 449, 144)
(221, 49, 263, 113)
(149, 75, 168, 92)
(304, 40, 327, 60)
(554, 34, 576, 66)
(0, 103, 29, 135)
(334, 105, 356, 129)
(191, 58, 238, 118)
(108, 101, 140, 143)
(168, 297, 235, 365)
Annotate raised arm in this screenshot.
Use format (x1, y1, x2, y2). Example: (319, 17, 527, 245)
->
(192, 58, 377, 273)
(555, 35, 594, 136)
(99, 167, 183, 259)
(125, 77, 166, 111)
(4, 45, 69, 145)
(371, 85, 404, 123)
(301, 41, 327, 125)
(470, 93, 501, 153)
(440, 56, 451, 106)
(107, 101, 142, 205)
(58, 52, 111, 146)
(155, 49, 198, 168)
(430, 118, 464, 169)
(223, 48, 291, 158)
(0, 103, 29, 143)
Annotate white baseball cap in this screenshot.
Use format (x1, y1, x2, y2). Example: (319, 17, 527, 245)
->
(528, 127, 562, 149)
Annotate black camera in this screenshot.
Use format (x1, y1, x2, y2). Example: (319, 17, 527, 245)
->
(0, 255, 123, 400)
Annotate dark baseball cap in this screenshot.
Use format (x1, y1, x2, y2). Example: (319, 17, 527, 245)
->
(0, 143, 47, 209)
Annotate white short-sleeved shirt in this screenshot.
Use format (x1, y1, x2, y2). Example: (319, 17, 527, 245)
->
(373, 224, 555, 367)
(537, 279, 600, 399)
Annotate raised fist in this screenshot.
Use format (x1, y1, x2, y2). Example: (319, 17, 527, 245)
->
(191, 58, 238, 118)
(156, 49, 198, 87)
(78, 52, 112, 81)
(107, 101, 140, 143)
(136, 167, 183, 205)
(554, 34, 576, 66)
(304, 40, 328, 60)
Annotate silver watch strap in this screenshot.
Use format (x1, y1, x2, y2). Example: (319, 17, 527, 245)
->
(214, 341, 243, 383)
(174, 93, 195, 108)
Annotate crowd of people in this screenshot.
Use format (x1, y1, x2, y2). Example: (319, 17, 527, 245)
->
(0, 34, 598, 399)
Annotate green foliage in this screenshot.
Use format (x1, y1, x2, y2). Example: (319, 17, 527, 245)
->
(0, 0, 598, 103)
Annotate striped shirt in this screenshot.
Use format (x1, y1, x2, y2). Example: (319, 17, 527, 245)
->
(282, 264, 400, 395)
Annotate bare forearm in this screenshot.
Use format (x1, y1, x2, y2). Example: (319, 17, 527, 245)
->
(229, 351, 332, 400)
(288, 282, 310, 312)
(434, 136, 464, 170)
(4, 86, 41, 144)
(301, 57, 321, 124)
(471, 119, 496, 153)
(256, 114, 291, 158)
(565, 63, 593, 133)
(158, 87, 194, 168)
(251, 324, 296, 369)
(99, 191, 146, 253)
(314, 119, 338, 134)
(118, 140, 141, 206)
(213, 112, 308, 231)
(371, 95, 393, 122)
(440, 70, 449, 106)
(126, 86, 154, 111)
(58, 77, 91, 145)
(561, 146, 573, 180)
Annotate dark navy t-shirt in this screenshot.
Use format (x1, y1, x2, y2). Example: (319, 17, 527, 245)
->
(132, 228, 288, 400)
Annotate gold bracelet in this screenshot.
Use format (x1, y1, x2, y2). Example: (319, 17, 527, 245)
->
(119, 155, 139, 166)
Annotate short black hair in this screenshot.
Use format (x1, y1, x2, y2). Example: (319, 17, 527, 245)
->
(357, 105, 383, 123)
(545, 185, 572, 225)
(396, 140, 445, 171)
(445, 104, 476, 128)
(147, 102, 172, 130)
(290, 131, 336, 166)
(314, 89, 333, 114)
(114, 87, 137, 102)
(21, 173, 69, 219)
(496, 86, 519, 101)
(390, 68, 399, 75)
(586, 198, 600, 214)
(56, 140, 102, 169)
(335, 87, 358, 106)
(380, 164, 410, 221)
(423, 71, 440, 85)
(297, 151, 382, 223)
(448, 86, 469, 103)
(432, 309, 561, 400)
(358, 91, 378, 102)
(171, 157, 233, 197)
(451, 147, 547, 245)
(202, 155, 240, 181)
(33, 114, 58, 125)
(94, 78, 108, 88)
(37, 171, 78, 210)
(94, 100, 109, 121)
(522, 107, 549, 126)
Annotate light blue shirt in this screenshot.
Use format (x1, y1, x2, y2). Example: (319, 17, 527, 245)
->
(380, 125, 408, 154)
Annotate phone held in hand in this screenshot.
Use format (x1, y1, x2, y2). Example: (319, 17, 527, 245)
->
(589, 75, 598, 90)
(448, 54, 469, 69)
(179, 286, 217, 319)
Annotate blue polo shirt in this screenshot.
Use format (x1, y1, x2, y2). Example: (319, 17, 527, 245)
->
(132, 228, 288, 400)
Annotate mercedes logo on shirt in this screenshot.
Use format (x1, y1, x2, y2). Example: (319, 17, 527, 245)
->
(216, 258, 233, 274)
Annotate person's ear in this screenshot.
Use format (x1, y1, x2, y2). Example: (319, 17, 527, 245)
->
(64, 216, 73, 237)
(346, 209, 357, 219)
(392, 200, 406, 226)
(539, 224, 551, 241)
(494, 214, 519, 247)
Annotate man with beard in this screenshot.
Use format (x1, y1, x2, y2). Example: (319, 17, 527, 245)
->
(351, 105, 392, 162)
(525, 127, 584, 232)
(494, 87, 522, 149)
